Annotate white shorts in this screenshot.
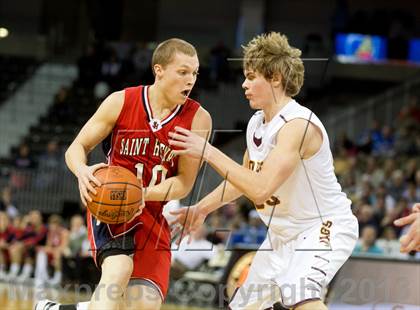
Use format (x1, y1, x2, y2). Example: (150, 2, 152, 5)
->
(229, 215, 358, 309)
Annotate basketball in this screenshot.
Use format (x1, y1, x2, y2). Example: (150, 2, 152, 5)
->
(87, 166, 142, 224)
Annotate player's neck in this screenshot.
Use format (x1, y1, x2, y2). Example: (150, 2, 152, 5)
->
(148, 84, 178, 119)
(262, 95, 292, 123)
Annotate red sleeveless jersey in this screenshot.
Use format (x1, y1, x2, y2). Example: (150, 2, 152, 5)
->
(105, 85, 200, 216)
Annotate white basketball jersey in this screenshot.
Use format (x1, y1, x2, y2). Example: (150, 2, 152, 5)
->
(246, 99, 353, 242)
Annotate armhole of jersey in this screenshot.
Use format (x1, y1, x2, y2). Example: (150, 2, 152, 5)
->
(282, 116, 326, 161)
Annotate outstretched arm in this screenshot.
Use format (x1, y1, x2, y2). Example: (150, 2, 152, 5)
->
(169, 118, 319, 205)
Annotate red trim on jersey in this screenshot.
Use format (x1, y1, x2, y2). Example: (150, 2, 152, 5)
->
(87, 212, 97, 264)
(106, 220, 143, 239)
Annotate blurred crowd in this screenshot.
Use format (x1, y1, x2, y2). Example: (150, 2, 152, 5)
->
(76, 40, 235, 99)
(333, 95, 420, 257)
(0, 208, 93, 287)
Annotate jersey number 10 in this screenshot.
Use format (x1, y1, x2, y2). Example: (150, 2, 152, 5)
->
(135, 163, 168, 186)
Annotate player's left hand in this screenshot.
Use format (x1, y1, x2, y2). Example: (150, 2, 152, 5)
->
(127, 187, 146, 223)
(168, 126, 211, 160)
(169, 205, 208, 244)
(394, 203, 420, 253)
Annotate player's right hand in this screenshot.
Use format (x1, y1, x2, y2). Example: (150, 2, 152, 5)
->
(394, 203, 420, 253)
(169, 205, 208, 244)
(76, 163, 108, 206)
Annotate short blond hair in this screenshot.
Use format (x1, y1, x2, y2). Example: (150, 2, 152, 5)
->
(152, 38, 197, 73)
(243, 32, 304, 97)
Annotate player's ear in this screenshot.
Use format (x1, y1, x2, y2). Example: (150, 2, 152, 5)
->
(153, 64, 164, 79)
(271, 73, 282, 88)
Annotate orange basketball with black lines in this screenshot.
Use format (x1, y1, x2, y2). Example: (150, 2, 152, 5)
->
(87, 166, 142, 224)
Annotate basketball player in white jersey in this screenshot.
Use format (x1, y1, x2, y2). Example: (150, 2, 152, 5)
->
(169, 32, 358, 310)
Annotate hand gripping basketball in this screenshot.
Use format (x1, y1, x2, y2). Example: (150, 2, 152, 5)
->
(86, 165, 144, 224)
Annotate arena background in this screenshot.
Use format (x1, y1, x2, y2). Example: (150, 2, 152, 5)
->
(0, 0, 419, 309)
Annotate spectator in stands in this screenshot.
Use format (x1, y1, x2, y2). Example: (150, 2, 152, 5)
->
(403, 182, 420, 206)
(340, 162, 358, 199)
(382, 158, 396, 187)
(416, 169, 420, 189)
(0, 186, 18, 219)
(35, 215, 69, 286)
(357, 203, 378, 232)
(38, 139, 63, 170)
(62, 214, 88, 258)
(7, 210, 47, 282)
(404, 159, 417, 184)
(50, 87, 75, 122)
(381, 198, 409, 228)
(171, 226, 216, 280)
(246, 209, 267, 243)
(375, 183, 396, 211)
(209, 41, 232, 83)
(77, 45, 101, 89)
(394, 125, 417, 156)
(13, 143, 36, 169)
(376, 226, 406, 258)
(207, 211, 228, 244)
(36, 139, 63, 189)
(364, 156, 384, 188)
(336, 132, 357, 157)
(101, 48, 122, 90)
(399, 95, 420, 125)
(61, 214, 91, 285)
(372, 195, 386, 225)
(0, 211, 16, 279)
(229, 210, 267, 246)
(353, 225, 384, 254)
(388, 169, 406, 201)
(375, 125, 395, 156)
(355, 175, 375, 205)
(358, 120, 381, 154)
(132, 41, 153, 79)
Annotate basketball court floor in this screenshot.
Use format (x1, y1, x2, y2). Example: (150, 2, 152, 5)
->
(0, 283, 216, 310)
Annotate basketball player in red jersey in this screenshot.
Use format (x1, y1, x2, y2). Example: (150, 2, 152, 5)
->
(36, 38, 211, 310)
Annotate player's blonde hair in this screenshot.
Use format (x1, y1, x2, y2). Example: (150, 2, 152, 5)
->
(243, 32, 304, 97)
(152, 38, 197, 74)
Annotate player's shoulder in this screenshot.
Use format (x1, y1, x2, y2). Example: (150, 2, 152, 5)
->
(184, 97, 201, 110)
(109, 89, 125, 101)
(101, 90, 125, 110)
(192, 105, 212, 129)
(282, 100, 313, 120)
(107, 83, 147, 108)
(184, 97, 210, 120)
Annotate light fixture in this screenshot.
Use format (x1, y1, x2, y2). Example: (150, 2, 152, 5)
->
(0, 27, 9, 38)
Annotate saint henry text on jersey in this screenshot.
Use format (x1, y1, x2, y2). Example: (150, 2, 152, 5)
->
(119, 137, 176, 164)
